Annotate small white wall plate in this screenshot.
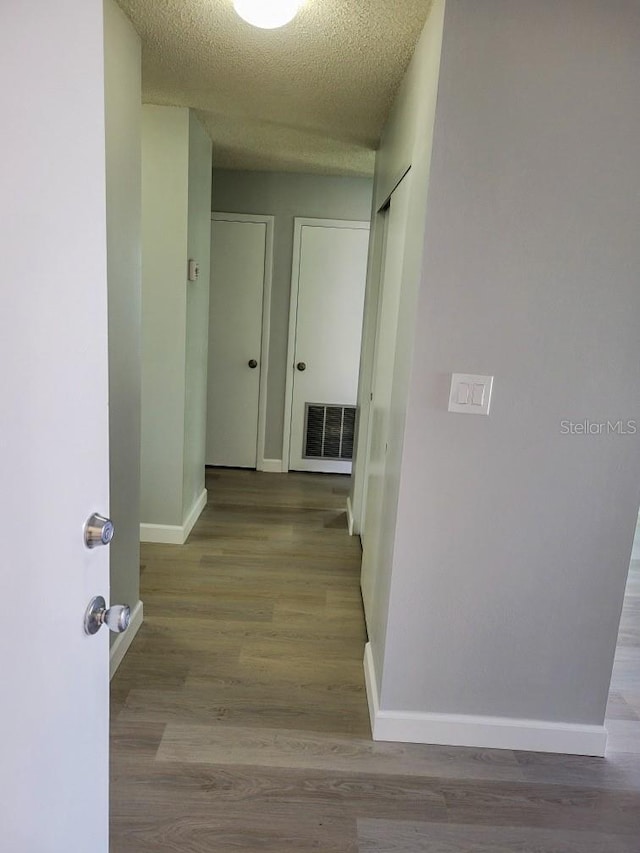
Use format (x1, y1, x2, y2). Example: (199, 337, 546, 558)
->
(448, 373, 494, 415)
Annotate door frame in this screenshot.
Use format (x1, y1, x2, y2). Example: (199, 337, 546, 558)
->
(211, 212, 274, 470)
(282, 217, 370, 472)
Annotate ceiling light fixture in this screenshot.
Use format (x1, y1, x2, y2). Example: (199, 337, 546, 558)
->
(233, 0, 304, 30)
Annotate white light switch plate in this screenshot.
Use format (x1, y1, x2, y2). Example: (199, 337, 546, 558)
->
(448, 373, 493, 415)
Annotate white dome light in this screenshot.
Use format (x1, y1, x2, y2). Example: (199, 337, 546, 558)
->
(233, 0, 303, 29)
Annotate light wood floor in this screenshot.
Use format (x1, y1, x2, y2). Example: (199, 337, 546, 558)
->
(110, 469, 640, 852)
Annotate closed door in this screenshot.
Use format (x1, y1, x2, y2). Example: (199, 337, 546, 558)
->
(361, 177, 410, 620)
(206, 215, 271, 468)
(1, 0, 111, 848)
(287, 219, 370, 474)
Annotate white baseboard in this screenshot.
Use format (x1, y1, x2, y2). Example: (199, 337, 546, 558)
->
(140, 488, 207, 545)
(258, 458, 285, 473)
(182, 488, 208, 540)
(363, 643, 607, 757)
(346, 496, 355, 536)
(110, 599, 143, 679)
(363, 641, 381, 736)
(139, 522, 184, 545)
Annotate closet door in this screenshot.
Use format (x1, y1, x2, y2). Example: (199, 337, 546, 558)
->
(287, 219, 370, 473)
(206, 215, 271, 468)
(361, 176, 410, 620)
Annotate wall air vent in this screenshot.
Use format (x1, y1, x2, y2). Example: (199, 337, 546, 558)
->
(304, 404, 356, 461)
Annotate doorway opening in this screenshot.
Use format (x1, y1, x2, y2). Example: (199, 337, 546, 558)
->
(605, 516, 640, 751)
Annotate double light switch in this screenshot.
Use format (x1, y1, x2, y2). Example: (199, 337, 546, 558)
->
(448, 374, 493, 415)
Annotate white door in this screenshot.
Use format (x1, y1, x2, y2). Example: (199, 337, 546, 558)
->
(0, 1, 111, 851)
(206, 214, 272, 468)
(287, 219, 370, 474)
(361, 177, 411, 619)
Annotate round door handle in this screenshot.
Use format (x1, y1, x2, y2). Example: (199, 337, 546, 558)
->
(84, 596, 131, 636)
(248, 359, 258, 369)
(296, 362, 307, 372)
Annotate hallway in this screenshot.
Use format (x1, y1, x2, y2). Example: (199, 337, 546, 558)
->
(110, 470, 640, 852)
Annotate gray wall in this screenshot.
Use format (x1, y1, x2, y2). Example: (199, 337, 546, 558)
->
(183, 113, 213, 515)
(212, 170, 373, 459)
(104, 0, 141, 611)
(378, 0, 640, 726)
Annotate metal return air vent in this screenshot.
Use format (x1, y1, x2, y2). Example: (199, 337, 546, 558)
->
(304, 404, 356, 460)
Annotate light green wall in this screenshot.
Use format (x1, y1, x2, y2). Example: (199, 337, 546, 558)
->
(104, 0, 141, 611)
(141, 106, 212, 529)
(211, 170, 373, 460)
(183, 113, 213, 516)
(141, 106, 189, 526)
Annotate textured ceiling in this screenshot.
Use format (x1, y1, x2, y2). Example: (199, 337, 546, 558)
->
(116, 0, 433, 176)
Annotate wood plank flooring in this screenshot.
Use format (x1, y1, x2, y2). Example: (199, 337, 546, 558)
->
(110, 469, 640, 852)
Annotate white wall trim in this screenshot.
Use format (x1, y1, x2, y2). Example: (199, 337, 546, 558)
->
(282, 219, 302, 473)
(110, 599, 143, 679)
(139, 522, 184, 545)
(257, 217, 274, 470)
(282, 217, 371, 472)
(363, 640, 381, 735)
(182, 487, 208, 541)
(346, 495, 355, 536)
(140, 488, 207, 545)
(211, 212, 274, 470)
(363, 643, 607, 757)
(258, 458, 285, 473)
